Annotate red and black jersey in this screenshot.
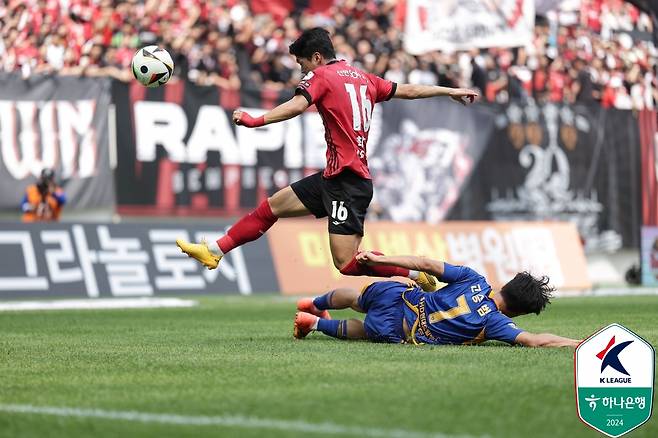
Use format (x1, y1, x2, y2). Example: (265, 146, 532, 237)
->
(295, 59, 396, 179)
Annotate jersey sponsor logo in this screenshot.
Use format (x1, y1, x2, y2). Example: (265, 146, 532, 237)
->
(337, 70, 365, 80)
(416, 297, 436, 341)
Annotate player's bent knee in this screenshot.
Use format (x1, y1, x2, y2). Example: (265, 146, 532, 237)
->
(267, 191, 286, 216)
(332, 246, 360, 271)
(334, 257, 348, 271)
(329, 233, 362, 271)
(351, 302, 365, 313)
(268, 186, 310, 218)
(335, 254, 357, 273)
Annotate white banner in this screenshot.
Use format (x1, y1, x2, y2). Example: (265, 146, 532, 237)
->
(404, 0, 536, 54)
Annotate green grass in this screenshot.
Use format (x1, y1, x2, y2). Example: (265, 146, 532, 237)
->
(0, 295, 656, 438)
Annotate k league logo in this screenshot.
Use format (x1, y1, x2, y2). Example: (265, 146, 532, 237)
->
(597, 336, 633, 379)
(575, 324, 654, 437)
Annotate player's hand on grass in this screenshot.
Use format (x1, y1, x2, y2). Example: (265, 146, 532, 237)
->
(449, 88, 478, 106)
(356, 251, 384, 265)
(232, 110, 265, 127)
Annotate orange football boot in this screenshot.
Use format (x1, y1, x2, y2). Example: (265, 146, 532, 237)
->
(296, 298, 331, 320)
(293, 312, 318, 339)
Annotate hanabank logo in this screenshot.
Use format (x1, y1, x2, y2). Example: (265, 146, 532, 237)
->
(575, 323, 655, 438)
(596, 336, 633, 383)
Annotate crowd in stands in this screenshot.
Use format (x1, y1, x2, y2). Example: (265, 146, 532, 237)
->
(1, 0, 656, 109)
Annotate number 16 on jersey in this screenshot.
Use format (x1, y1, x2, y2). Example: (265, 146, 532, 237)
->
(331, 201, 348, 221)
(344, 83, 372, 132)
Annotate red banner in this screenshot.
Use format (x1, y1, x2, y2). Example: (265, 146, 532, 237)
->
(639, 110, 658, 226)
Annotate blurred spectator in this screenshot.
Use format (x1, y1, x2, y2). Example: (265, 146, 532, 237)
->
(384, 57, 405, 84)
(21, 169, 66, 222)
(0, 0, 655, 109)
(408, 57, 437, 85)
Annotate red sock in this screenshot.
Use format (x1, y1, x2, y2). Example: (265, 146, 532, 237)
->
(217, 200, 277, 254)
(339, 251, 410, 278)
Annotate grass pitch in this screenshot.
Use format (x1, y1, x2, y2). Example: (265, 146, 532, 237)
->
(0, 295, 656, 438)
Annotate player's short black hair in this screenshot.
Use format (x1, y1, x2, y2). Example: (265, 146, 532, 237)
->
(499, 272, 554, 315)
(289, 28, 336, 60)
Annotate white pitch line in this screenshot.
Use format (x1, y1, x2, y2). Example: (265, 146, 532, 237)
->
(0, 404, 486, 438)
(0, 298, 198, 312)
(554, 288, 658, 298)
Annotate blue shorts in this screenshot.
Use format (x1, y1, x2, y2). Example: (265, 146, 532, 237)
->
(357, 282, 407, 343)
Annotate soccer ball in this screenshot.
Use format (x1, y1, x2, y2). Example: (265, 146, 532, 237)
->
(131, 46, 174, 88)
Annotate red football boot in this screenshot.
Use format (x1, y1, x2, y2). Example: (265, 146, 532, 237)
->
(293, 312, 319, 339)
(296, 298, 331, 320)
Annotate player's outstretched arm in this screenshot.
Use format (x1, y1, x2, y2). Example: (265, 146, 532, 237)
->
(232, 94, 310, 128)
(394, 84, 478, 105)
(356, 252, 445, 278)
(514, 332, 580, 348)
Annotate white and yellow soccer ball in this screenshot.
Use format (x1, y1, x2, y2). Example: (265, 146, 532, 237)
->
(131, 45, 174, 88)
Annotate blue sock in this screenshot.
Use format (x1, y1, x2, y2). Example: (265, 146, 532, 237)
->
(313, 291, 335, 310)
(317, 319, 347, 339)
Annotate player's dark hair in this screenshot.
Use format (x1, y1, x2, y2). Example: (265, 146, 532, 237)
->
(289, 28, 336, 60)
(500, 272, 554, 315)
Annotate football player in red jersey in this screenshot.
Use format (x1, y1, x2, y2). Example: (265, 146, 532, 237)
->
(176, 28, 477, 291)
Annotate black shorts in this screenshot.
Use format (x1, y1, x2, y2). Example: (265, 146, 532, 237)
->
(291, 170, 373, 235)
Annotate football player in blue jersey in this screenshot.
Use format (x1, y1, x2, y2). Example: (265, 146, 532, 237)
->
(294, 251, 580, 347)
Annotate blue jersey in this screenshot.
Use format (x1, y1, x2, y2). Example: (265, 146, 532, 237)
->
(400, 263, 524, 345)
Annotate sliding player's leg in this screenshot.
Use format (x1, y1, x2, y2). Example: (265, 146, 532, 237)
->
(294, 312, 367, 340)
(357, 281, 407, 344)
(329, 234, 437, 291)
(297, 286, 365, 319)
(295, 287, 367, 340)
(175, 185, 310, 269)
(295, 281, 407, 343)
